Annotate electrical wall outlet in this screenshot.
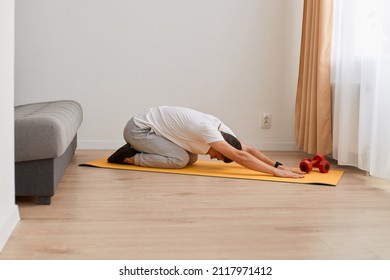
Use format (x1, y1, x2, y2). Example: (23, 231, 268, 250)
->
(261, 113, 272, 129)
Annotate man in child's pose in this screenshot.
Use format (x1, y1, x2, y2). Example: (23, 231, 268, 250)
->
(108, 106, 304, 178)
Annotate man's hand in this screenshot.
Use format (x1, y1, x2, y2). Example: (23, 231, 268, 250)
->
(274, 166, 305, 178)
(278, 165, 306, 174)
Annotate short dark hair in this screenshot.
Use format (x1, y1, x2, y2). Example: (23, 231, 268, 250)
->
(220, 131, 242, 163)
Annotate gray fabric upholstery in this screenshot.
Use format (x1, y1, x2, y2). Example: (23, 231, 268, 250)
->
(15, 136, 77, 205)
(14, 100, 82, 204)
(15, 100, 83, 162)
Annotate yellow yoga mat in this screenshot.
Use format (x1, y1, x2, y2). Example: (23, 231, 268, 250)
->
(80, 158, 344, 186)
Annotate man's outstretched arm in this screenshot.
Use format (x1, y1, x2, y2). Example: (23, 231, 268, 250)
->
(209, 141, 304, 178)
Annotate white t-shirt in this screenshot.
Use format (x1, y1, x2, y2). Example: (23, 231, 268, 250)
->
(133, 106, 235, 154)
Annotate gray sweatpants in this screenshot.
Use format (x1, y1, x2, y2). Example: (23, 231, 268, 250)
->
(123, 118, 198, 168)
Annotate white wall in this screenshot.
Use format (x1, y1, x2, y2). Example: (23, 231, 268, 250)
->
(15, 0, 303, 150)
(0, 0, 20, 252)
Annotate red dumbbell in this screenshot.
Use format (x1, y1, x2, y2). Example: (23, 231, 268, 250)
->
(299, 154, 330, 173)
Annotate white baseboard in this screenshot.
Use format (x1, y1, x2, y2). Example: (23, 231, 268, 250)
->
(78, 140, 298, 151)
(247, 142, 299, 151)
(77, 140, 125, 149)
(0, 205, 20, 252)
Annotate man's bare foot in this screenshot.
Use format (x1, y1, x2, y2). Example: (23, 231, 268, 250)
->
(123, 157, 135, 165)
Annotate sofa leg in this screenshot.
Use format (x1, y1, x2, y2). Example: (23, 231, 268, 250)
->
(37, 196, 52, 205)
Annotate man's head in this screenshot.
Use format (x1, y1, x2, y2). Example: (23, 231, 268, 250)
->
(220, 131, 242, 163)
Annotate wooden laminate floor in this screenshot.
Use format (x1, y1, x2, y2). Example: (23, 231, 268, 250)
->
(1, 150, 390, 260)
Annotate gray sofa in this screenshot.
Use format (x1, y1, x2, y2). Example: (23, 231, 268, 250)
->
(14, 100, 83, 205)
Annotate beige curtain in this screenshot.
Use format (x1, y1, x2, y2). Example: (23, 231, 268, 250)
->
(295, 0, 333, 155)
